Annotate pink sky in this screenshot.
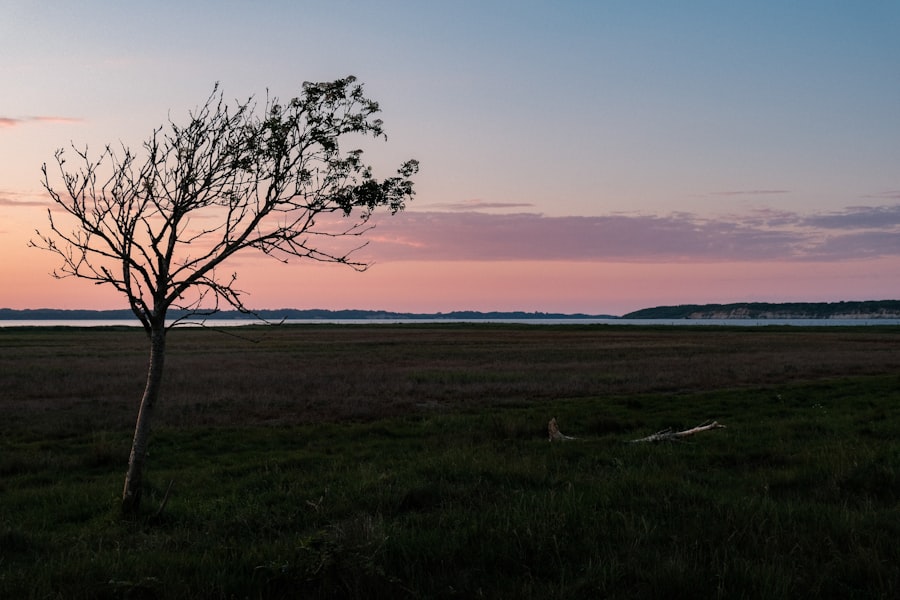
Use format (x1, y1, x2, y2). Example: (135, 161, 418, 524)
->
(2, 2, 899, 315)
(4, 195, 899, 315)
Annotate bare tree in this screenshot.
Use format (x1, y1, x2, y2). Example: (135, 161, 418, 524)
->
(31, 77, 418, 514)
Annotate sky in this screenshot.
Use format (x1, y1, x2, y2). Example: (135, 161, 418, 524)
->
(2, 0, 899, 315)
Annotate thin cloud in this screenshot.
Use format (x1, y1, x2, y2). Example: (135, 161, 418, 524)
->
(862, 190, 900, 200)
(0, 115, 83, 128)
(0, 192, 51, 207)
(422, 199, 536, 211)
(11, 186, 899, 264)
(366, 204, 900, 263)
(812, 230, 900, 259)
(801, 205, 900, 229)
(709, 190, 790, 196)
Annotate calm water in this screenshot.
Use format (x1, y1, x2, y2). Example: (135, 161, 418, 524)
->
(2, 318, 899, 328)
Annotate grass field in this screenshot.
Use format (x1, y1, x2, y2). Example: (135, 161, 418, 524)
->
(1, 324, 899, 598)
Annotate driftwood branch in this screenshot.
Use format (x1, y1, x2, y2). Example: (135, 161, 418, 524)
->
(548, 418, 576, 442)
(629, 420, 725, 443)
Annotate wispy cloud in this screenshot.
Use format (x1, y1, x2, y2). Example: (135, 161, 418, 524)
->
(0, 191, 50, 207)
(366, 204, 900, 263)
(708, 189, 790, 196)
(0, 116, 83, 128)
(801, 205, 900, 229)
(9, 185, 898, 265)
(813, 230, 900, 259)
(862, 190, 900, 200)
(422, 199, 536, 211)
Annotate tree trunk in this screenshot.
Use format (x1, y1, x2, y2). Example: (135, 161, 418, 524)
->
(122, 325, 166, 515)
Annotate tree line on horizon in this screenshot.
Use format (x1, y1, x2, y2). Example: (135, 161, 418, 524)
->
(3, 300, 899, 321)
(621, 300, 900, 319)
(0, 308, 613, 320)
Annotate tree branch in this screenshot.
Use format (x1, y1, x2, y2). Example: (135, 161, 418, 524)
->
(31, 76, 417, 330)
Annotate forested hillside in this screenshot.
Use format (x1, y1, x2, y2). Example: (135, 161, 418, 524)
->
(623, 300, 900, 319)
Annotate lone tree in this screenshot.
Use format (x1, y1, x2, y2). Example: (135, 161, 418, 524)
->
(32, 77, 418, 514)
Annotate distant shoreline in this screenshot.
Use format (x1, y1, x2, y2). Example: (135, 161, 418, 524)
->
(0, 308, 615, 321)
(621, 300, 900, 320)
(2, 300, 899, 321)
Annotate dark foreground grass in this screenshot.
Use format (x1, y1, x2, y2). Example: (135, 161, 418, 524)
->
(2, 325, 899, 598)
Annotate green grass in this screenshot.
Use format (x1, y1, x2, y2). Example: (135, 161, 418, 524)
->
(2, 325, 899, 597)
(3, 379, 899, 598)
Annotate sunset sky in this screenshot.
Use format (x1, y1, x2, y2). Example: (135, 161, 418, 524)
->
(2, 1, 899, 315)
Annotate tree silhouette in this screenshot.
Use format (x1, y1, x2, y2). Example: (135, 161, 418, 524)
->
(32, 77, 418, 514)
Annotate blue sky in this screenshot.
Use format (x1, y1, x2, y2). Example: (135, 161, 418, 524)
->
(2, 1, 899, 313)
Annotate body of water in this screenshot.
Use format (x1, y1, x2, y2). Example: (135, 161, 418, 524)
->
(2, 318, 900, 328)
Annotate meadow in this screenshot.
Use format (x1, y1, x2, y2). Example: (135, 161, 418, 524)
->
(1, 324, 899, 598)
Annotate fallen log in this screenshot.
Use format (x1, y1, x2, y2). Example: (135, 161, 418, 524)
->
(629, 420, 725, 443)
